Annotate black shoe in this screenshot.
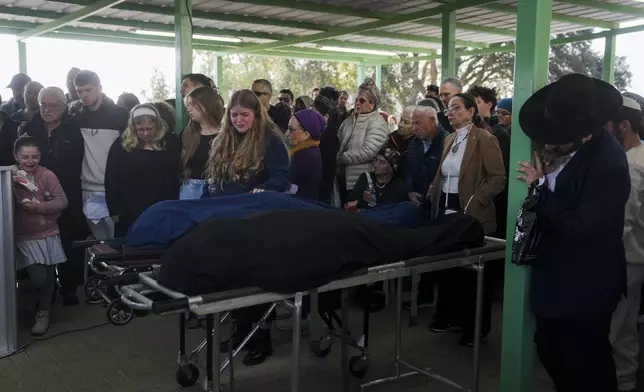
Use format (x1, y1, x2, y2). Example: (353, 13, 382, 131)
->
(429, 320, 462, 333)
(62, 294, 79, 307)
(242, 329, 272, 366)
(459, 334, 489, 347)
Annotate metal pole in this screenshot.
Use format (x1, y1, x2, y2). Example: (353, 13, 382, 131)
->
(603, 32, 616, 84)
(375, 64, 382, 89)
(17, 41, 27, 74)
(472, 261, 485, 392)
(357, 63, 366, 87)
(174, 0, 192, 133)
(500, 1, 552, 392)
(291, 292, 303, 392)
(441, 11, 456, 79)
(213, 55, 225, 99)
(0, 168, 18, 358)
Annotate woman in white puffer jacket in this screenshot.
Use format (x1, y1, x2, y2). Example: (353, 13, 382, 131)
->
(336, 78, 390, 204)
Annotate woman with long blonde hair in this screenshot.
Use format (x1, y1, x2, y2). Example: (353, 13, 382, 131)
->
(204, 89, 289, 367)
(105, 104, 180, 237)
(179, 86, 224, 199)
(205, 89, 290, 197)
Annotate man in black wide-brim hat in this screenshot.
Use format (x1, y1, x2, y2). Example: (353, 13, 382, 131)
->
(516, 73, 630, 392)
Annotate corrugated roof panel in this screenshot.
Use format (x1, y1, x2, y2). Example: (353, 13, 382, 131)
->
(0, 12, 48, 24)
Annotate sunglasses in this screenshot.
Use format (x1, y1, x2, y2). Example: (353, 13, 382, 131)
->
(253, 91, 269, 97)
(278, 97, 292, 103)
(356, 97, 370, 104)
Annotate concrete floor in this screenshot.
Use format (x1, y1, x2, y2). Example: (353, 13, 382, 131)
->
(0, 295, 557, 392)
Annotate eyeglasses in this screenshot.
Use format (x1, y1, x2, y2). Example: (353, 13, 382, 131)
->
(495, 110, 511, 117)
(356, 97, 370, 104)
(444, 105, 463, 116)
(278, 97, 292, 103)
(40, 103, 62, 111)
(253, 91, 269, 97)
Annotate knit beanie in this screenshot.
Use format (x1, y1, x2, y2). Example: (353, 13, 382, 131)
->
(496, 98, 513, 113)
(294, 109, 326, 141)
(358, 78, 381, 108)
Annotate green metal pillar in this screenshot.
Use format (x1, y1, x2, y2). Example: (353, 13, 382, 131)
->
(174, 0, 192, 133)
(357, 63, 365, 87)
(603, 32, 616, 83)
(500, 1, 552, 391)
(17, 41, 27, 74)
(441, 11, 456, 79)
(375, 64, 382, 89)
(213, 55, 225, 99)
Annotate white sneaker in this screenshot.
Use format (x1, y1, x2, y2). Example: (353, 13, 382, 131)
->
(32, 310, 50, 336)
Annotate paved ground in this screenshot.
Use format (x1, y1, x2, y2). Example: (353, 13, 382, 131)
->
(0, 294, 558, 392)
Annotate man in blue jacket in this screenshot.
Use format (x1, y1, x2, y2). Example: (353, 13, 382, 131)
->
(516, 74, 629, 392)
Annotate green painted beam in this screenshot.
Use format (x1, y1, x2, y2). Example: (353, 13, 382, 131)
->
(267, 46, 386, 60)
(483, 3, 618, 29)
(314, 39, 434, 54)
(358, 63, 366, 87)
(175, 0, 192, 132)
(16, 0, 125, 40)
(415, 18, 515, 37)
(358, 30, 487, 48)
(214, 55, 225, 98)
(557, 0, 644, 18)
(441, 11, 456, 79)
(603, 32, 616, 83)
(500, 0, 552, 391)
(229, 50, 365, 63)
(17, 41, 27, 73)
(226, 0, 495, 54)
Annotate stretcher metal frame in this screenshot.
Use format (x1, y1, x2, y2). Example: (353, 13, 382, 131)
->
(91, 237, 505, 392)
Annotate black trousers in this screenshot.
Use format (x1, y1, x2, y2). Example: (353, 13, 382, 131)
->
(433, 263, 496, 338)
(57, 208, 89, 296)
(535, 314, 617, 392)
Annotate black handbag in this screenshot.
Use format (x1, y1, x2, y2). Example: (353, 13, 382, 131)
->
(511, 187, 542, 265)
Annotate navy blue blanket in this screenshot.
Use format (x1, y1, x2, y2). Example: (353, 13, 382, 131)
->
(124, 192, 423, 249)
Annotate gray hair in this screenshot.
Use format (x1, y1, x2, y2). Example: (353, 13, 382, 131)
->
(441, 76, 463, 90)
(38, 86, 67, 105)
(413, 105, 439, 125)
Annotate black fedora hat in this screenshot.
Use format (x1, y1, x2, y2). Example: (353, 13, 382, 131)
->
(519, 73, 622, 144)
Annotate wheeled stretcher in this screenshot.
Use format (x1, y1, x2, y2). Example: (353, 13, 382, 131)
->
(89, 237, 505, 392)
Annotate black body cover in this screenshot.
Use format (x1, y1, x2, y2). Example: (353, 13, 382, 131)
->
(158, 210, 484, 295)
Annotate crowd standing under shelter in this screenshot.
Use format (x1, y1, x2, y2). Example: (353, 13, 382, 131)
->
(1, 67, 644, 392)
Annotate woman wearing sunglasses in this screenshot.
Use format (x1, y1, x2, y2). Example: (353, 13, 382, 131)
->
(426, 92, 505, 347)
(335, 78, 389, 206)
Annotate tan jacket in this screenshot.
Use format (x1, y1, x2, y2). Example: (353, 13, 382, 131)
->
(427, 125, 506, 234)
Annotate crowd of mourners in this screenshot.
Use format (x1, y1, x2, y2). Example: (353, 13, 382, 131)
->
(2, 66, 644, 392)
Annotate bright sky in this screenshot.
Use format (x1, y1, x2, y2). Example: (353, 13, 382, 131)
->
(0, 27, 643, 104)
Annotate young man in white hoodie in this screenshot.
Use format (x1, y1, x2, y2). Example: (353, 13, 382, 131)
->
(605, 95, 644, 392)
(73, 70, 129, 240)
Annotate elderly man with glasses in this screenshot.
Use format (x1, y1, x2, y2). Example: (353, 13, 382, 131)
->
(23, 86, 88, 306)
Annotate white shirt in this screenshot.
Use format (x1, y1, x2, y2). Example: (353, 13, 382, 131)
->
(544, 152, 576, 193)
(441, 125, 471, 194)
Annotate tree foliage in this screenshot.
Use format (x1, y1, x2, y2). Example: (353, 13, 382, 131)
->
(141, 67, 173, 102)
(146, 36, 632, 114)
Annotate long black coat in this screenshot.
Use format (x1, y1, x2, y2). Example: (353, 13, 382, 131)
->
(531, 129, 630, 319)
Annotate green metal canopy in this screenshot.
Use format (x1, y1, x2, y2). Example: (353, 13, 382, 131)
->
(1, 0, 644, 64)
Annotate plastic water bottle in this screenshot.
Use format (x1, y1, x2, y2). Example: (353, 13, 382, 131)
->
(367, 183, 377, 208)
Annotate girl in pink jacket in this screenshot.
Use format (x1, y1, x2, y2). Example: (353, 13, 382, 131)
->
(13, 136, 68, 335)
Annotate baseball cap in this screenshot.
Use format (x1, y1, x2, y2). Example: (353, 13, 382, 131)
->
(7, 73, 31, 90)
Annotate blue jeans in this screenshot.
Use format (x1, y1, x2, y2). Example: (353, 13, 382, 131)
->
(180, 179, 207, 200)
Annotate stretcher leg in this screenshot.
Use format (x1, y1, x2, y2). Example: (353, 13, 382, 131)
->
(228, 320, 235, 392)
(291, 292, 303, 392)
(472, 257, 485, 392)
(410, 272, 420, 326)
(205, 314, 221, 392)
(341, 289, 350, 392)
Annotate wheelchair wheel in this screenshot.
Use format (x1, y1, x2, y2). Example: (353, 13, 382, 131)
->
(349, 354, 371, 379)
(107, 300, 134, 326)
(84, 276, 107, 304)
(176, 364, 200, 387)
(310, 335, 333, 358)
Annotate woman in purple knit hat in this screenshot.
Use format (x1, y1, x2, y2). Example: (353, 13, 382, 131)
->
(285, 108, 326, 200)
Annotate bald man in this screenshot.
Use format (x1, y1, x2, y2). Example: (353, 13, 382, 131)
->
(405, 105, 448, 206)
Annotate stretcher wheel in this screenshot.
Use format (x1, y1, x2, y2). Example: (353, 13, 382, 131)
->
(107, 300, 134, 326)
(310, 335, 333, 358)
(349, 355, 371, 379)
(84, 276, 107, 304)
(175, 364, 199, 387)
